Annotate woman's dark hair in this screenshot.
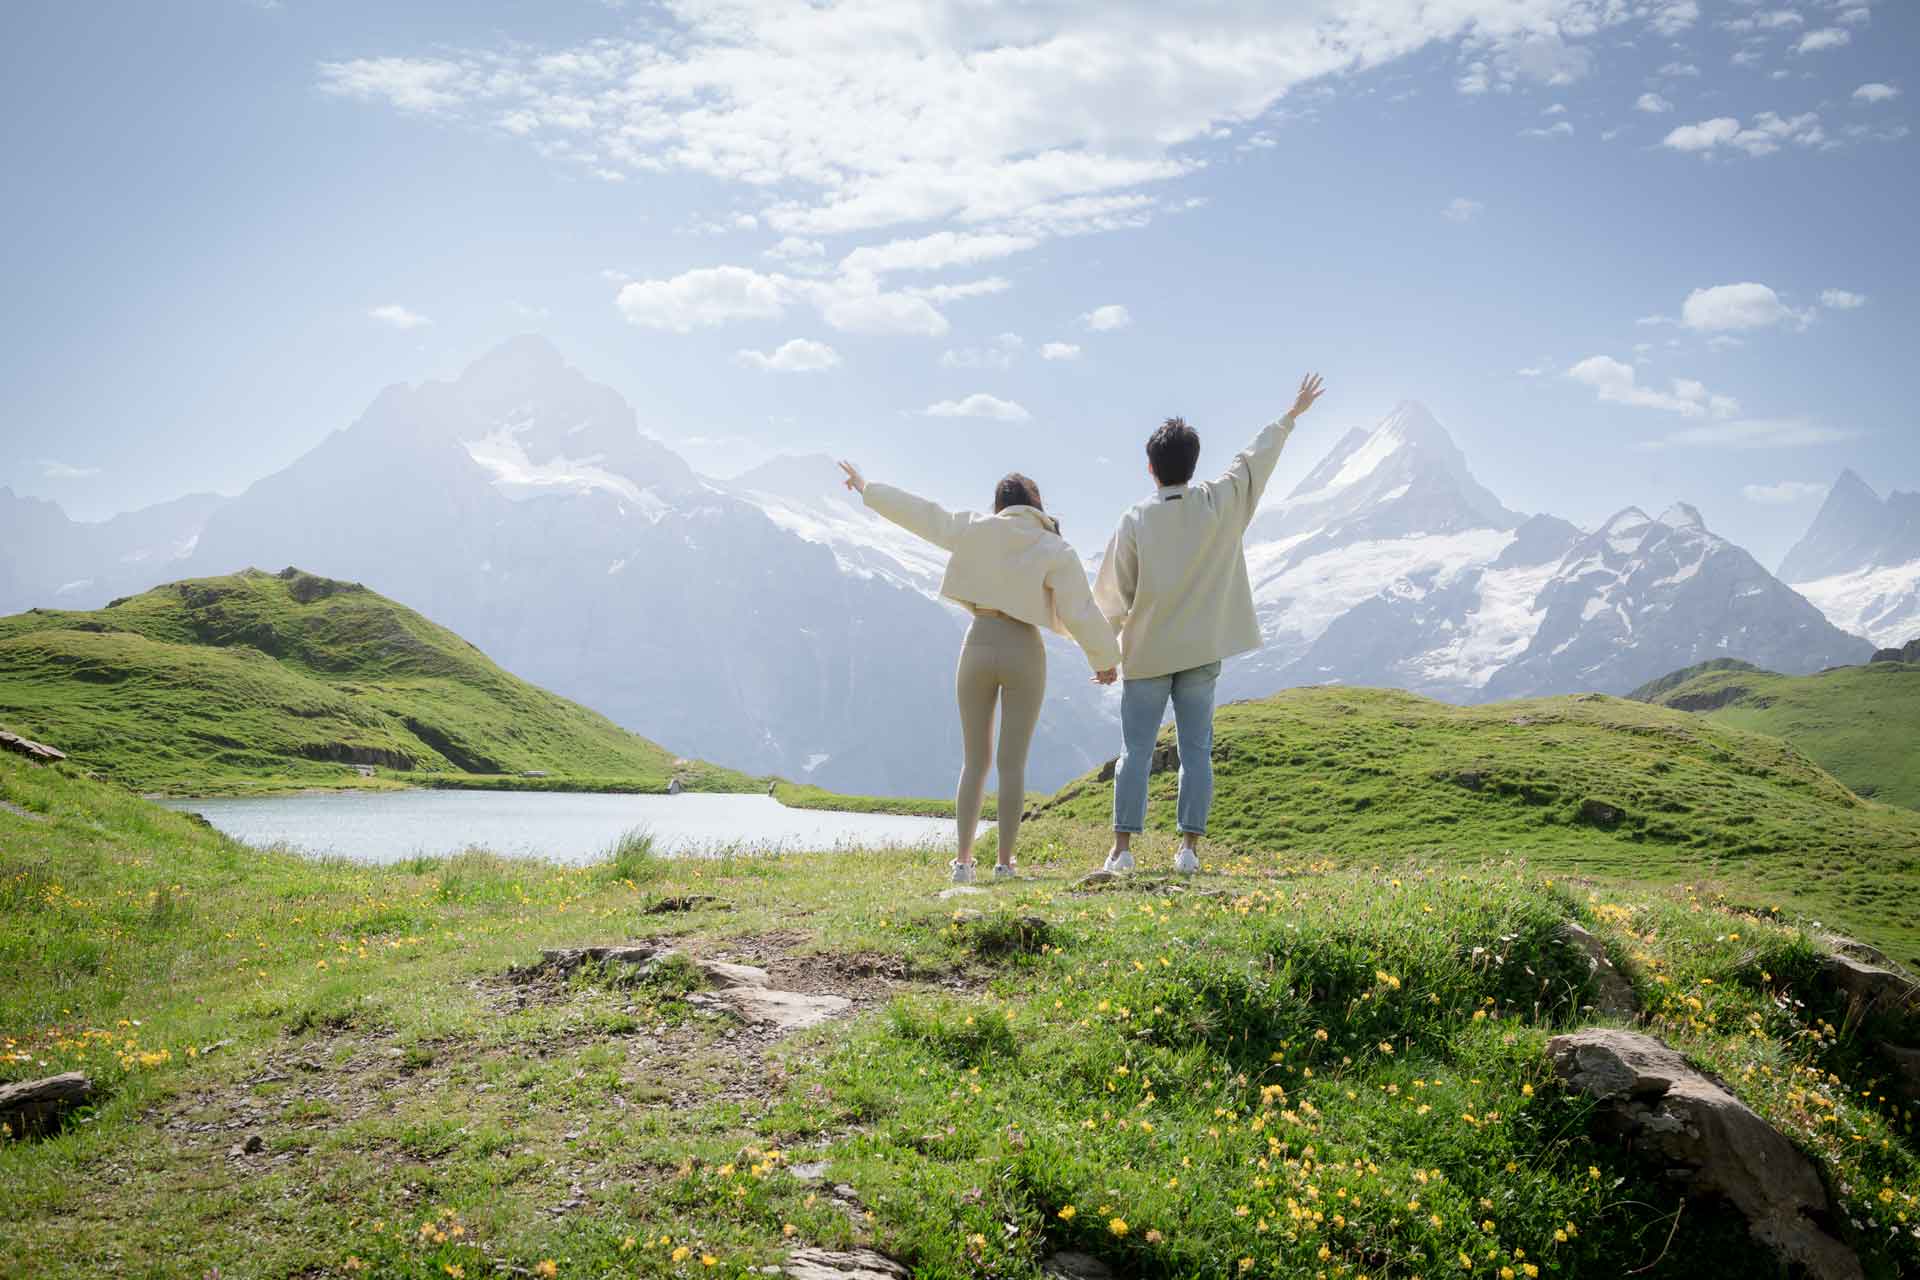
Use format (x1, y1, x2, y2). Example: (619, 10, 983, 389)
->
(993, 472, 1043, 513)
(1147, 416, 1202, 486)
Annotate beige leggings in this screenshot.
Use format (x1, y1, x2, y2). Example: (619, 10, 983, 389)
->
(955, 611, 1047, 863)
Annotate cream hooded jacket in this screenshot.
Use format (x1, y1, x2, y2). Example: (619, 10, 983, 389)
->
(861, 482, 1121, 672)
(1093, 412, 1299, 679)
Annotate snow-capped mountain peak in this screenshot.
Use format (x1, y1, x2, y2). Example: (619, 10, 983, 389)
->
(1780, 469, 1920, 647)
(1252, 400, 1521, 546)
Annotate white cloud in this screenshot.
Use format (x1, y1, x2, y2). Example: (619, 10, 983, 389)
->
(1648, 2, 1700, 37)
(907, 277, 1012, 304)
(1040, 342, 1082, 361)
(368, 303, 431, 330)
(319, 57, 469, 113)
(1565, 356, 1736, 417)
(1742, 480, 1830, 504)
(616, 266, 792, 332)
(1082, 304, 1132, 332)
(1795, 28, 1852, 53)
(923, 393, 1030, 422)
(765, 236, 826, 264)
(821, 289, 950, 337)
(1681, 282, 1810, 332)
(1635, 92, 1674, 114)
(1441, 197, 1484, 222)
(1819, 289, 1866, 310)
(841, 232, 1037, 276)
(39, 459, 100, 480)
(319, 2, 1650, 244)
(1542, 104, 1567, 116)
(1662, 112, 1825, 156)
(1658, 62, 1702, 77)
(1644, 418, 1858, 449)
(1853, 83, 1901, 104)
(735, 338, 841, 372)
(1516, 366, 1546, 377)
(940, 334, 1023, 370)
(1837, 5, 1872, 25)
(1521, 121, 1574, 138)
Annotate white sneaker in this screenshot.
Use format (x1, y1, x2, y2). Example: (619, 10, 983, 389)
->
(1102, 848, 1135, 874)
(1173, 846, 1201, 875)
(993, 862, 1018, 881)
(950, 859, 976, 884)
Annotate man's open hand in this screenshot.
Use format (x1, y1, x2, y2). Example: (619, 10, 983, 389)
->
(838, 460, 866, 493)
(1289, 373, 1326, 420)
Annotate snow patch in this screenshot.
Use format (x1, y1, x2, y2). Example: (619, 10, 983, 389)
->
(1794, 559, 1920, 647)
(463, 430, 643, 502)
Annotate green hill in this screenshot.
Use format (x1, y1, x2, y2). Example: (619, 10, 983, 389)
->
(1041, 686, 1920, 960)
(0, 567, 748, 795)
(1629, 654, 1920, 811)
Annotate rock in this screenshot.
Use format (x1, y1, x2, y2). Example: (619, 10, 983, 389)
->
(0, 1072, 93, 1139)
(0, 729, 66, 765)
(1548, 1028, 1862, 1280)
(1880, 1043, 1920, 1104)
(643, 894, 734, 915)
(1822, 935, 1889, 967)
(698, 959, 772, 989)
(1070, 870, 1118, 889)
(949, 909, 985, 925)
(1556, 921, 1638, 1018)
(937, 885, 986, 899)
(0, 799, 47, 823)
(790, 1160, 830, 1183)
(526, 944, 660, 979)
(1869, 637, 1920, 665)
(1577, 798, 1624, 828)
(1819, 954, 1920, 1015)
(1040, 1252, 1117, 1280)
(228, 1133, 265, 1158)
(781, 1247, 909, 1280)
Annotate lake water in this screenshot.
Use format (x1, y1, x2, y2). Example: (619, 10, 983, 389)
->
(160, 790, 969, 864)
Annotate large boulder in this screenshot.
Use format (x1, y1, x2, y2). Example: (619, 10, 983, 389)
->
(0, 1072, 92, 1138)
(1820, 954, 1920, 1016)
(781, 1247, 908, 1279)
(1548, 1028, 1861, 1280)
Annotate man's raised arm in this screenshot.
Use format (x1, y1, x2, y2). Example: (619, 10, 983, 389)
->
(1208, 372, 1326, 527)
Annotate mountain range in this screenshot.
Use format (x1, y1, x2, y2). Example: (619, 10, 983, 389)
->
(0, 337, 1899, 794)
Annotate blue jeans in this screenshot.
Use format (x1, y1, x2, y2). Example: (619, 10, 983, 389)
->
(1112, 661, 1221, 836)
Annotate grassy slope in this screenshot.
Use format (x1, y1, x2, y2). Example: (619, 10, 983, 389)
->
(1630, 657, 1920, 811)
(3, 755, 1917, 1279)
(1041, 686, 1920, 962)
(0, 568, 752, 796)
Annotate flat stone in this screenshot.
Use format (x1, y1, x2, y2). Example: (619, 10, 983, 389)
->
(0, 799, 47, 823)
(1070, 870, 1119, 888)
(0, 1072, 92, 1139)
(937, 885, 987, 898)
(789, 1160, 830, 1183)
(714, 987, 852, 1032)
(1041, 1252, 1116, 1280)
(781, 1247, 909, 1280)
(697, 960, 771, 989)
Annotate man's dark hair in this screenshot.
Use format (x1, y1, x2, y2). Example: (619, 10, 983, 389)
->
(993, 472, 1043, 513)
(1147, 416, 1201, 487)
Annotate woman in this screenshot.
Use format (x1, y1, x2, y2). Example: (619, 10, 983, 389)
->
(839, 461, 1119, 882)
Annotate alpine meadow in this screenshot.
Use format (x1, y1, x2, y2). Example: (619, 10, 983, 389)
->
(4, 2, 1919, 1279)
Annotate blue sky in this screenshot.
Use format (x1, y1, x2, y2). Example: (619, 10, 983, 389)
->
(3, 0, 1913, 568)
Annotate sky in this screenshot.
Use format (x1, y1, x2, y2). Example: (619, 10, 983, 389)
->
(2, 0, 1914, 570)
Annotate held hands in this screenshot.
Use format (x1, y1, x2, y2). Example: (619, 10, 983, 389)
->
(1091, 667, 1118, 686)
(1287, 373, 1326, 421)
(838, 460, 867, 494)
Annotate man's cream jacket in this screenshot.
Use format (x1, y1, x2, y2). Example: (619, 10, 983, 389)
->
(862, 483, 1121, 671)
(1093, 413, 1298, 679)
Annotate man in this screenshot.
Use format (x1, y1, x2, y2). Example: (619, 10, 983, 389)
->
(1092, 373, 1325, 874)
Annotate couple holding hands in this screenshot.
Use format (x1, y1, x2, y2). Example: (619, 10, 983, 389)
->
(839, 373, 1326, 883)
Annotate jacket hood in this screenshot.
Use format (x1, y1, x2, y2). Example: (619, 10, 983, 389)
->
(995, 504, 1060, 537)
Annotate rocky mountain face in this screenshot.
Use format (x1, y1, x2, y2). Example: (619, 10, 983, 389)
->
(1777, 470, 1920, 649)
(0, 343, 1881, 795)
